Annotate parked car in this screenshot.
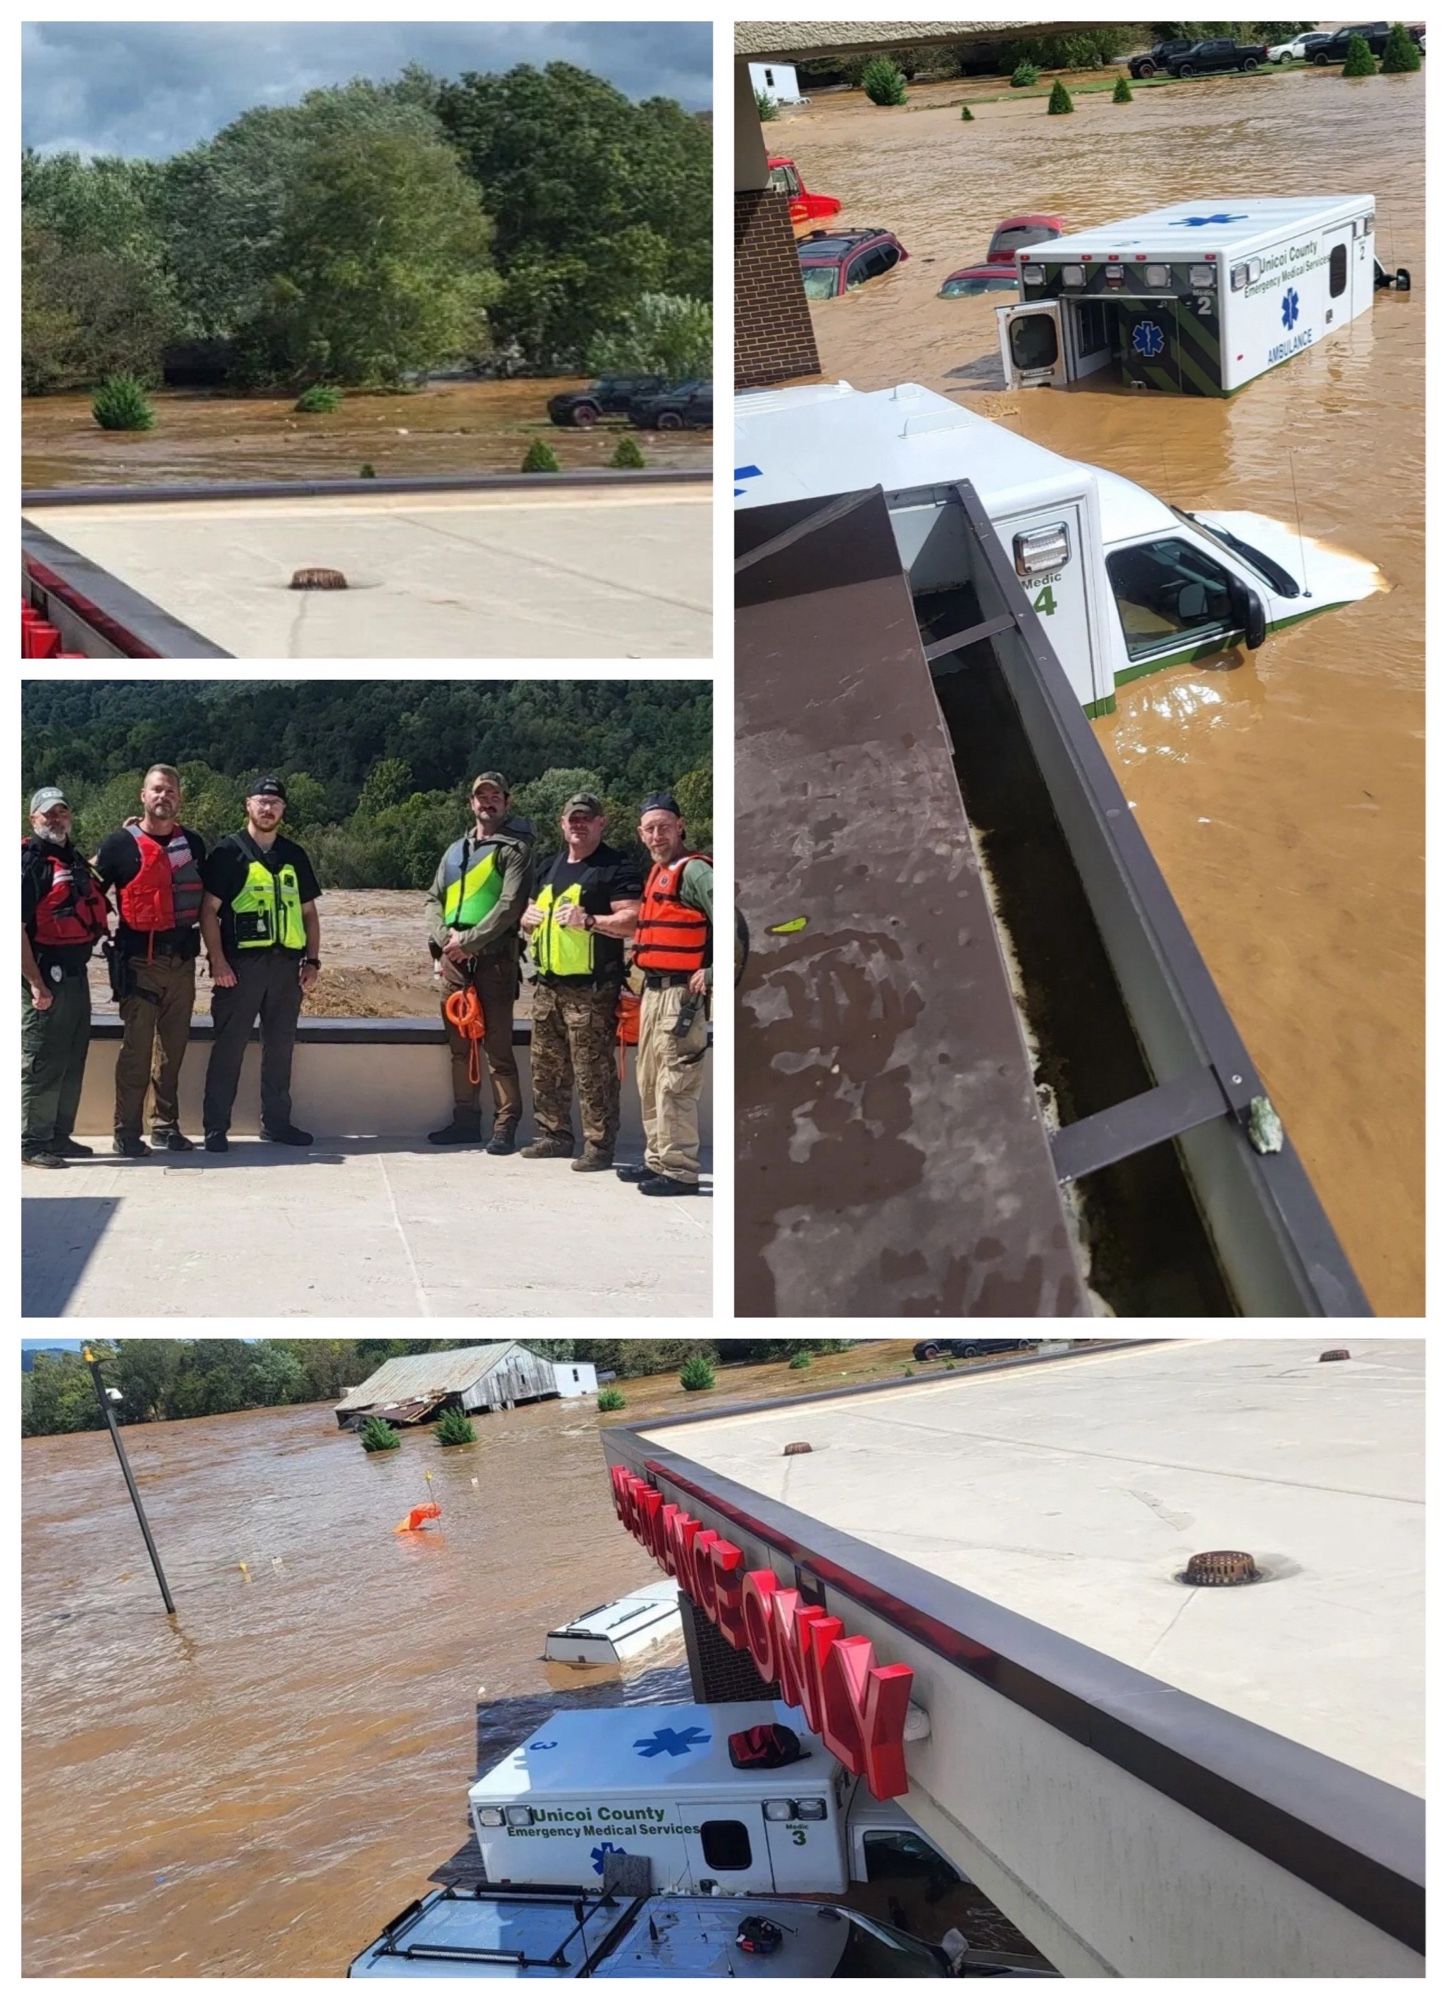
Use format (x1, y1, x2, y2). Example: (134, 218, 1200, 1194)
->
(768, 154, 841, 227)
(911, 1340, 1023, 1362)
(939, 213, 1067, 297)
(1127, 38, 1193, 78)
(547, 376, 667, 428)
(1312, 22, 1425, 61)
(798, 227, 909, 301)
(1267, 32, 1332, 62)
(1166, 38, 1269, 76)
(628, 380, 713, 430)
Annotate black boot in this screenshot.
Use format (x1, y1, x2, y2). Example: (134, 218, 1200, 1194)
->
(429, 1115, 483, 1146)
(485, 1122, 518, 1156)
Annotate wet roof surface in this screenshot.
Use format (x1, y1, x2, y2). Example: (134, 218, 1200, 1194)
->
(643, 1340, 1424, 1793)
(734, 489, 1088, 1317)
(23, 487, 711, 659)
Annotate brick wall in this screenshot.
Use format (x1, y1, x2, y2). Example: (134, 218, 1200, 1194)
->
(735, 188, 821, 388)
(679, 1588, 781, 1702)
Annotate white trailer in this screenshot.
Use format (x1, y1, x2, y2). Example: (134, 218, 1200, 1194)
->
(996, 196, 1406, 397)
(735, 381, 1381, 715)
(467, 1701, 951, 1900)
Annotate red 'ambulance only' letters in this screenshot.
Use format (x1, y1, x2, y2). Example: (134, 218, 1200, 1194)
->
(610, 1464, 913, 1799)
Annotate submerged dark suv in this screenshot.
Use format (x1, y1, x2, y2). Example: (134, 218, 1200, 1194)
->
(1166, 37, 1269, 75)
(628, 379, 713, 430)
(1313, 22, 1425, 61)
(798, 227, 909, 301)
(547, 376, 667, 428)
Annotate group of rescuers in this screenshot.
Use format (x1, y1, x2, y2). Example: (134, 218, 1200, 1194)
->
(21, 767, 712, 1195)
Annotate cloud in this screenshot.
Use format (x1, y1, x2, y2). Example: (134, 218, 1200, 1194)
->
(21, 19, 712, 158)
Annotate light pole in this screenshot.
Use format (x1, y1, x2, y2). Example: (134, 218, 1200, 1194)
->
(83, 1346, 175, 1615)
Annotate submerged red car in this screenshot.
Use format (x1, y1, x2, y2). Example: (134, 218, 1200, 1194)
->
(768, 155, 841, 228)
(938, 213, 1068, 297)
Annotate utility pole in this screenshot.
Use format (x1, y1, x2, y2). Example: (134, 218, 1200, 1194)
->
(83, 1346, 175, 1615)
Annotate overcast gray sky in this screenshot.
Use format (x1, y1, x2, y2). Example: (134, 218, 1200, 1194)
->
(22, 19, 712, 158)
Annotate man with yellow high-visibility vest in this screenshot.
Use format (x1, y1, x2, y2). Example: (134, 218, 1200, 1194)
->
(520, 793, 641, 1171)
(198, 777, 322, 1152)
(425, 771, 535, 1152)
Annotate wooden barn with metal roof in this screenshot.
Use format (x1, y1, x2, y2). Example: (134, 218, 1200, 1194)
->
(334, 1342, 559, 1429)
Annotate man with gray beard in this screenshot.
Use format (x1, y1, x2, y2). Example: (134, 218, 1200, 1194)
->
(21, 786, 111, 1168)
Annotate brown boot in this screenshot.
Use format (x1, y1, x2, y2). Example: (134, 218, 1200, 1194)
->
(571, 1143, 615, 1173)
(520, 1133, 574, 1160)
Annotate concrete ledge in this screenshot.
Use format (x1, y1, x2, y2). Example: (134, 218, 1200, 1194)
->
(22, 469, 712, 507)
(71, 1019, 712, 1143)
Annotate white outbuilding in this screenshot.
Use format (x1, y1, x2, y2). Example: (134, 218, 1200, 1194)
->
(551, 1359, 599, 1398)
(749, 60, 803, 104)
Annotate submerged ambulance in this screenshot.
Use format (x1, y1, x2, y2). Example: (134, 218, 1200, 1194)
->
(467, 1701, 953, 1899)
(734, 380, 1381, 715)
(996, 196, 1409, 396)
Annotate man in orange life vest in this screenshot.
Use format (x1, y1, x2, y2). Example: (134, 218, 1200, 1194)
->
(618, 792, 712, 1196)
(94, 764, 208, 1157)
(22, 786, 111, 1168)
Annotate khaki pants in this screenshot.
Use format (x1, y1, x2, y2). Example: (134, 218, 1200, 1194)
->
(440, 950, 522, 1128)
(638, 983, 708, 1185)
(115, 950, 196, 1140)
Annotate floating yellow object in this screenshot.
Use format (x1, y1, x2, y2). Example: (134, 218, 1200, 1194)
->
(767, 917, 808, 935)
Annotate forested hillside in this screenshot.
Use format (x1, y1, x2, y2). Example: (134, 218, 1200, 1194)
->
(21, 680, 711, 887)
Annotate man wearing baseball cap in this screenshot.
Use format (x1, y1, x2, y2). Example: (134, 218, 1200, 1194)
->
(21, 786, 110, 1168)
(625, 791, 712, 1196)
(424, 771, 535, 1151)
(519, 792, 641, 1170)
(198, 776, 323, 1151)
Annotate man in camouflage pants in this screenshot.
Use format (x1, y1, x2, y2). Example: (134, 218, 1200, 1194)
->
(520, 793, 641, 1171)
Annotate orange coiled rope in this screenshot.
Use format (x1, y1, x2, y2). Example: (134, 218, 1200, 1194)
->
(615, 988, 641, 1080)
(444, 984, 486, 1086)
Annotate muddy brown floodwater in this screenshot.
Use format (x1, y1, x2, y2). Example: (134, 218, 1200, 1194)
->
(21, 379, 709, 488)
(777, 66, 1424, 1313)
(22, 1343, 958, 1977)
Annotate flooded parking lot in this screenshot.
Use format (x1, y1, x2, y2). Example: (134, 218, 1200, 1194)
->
(22, 379, 709, 488)
(777, 66, 1423, 1311)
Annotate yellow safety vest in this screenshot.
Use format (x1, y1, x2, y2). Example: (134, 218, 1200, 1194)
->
(531, 879, 594, 978)
(440, 838, 503, 930)
(231, 859, 307, 951)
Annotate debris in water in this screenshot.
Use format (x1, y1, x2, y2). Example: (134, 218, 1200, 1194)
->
(766, 916, 808, 935)
(395, 1503, 442, 1534)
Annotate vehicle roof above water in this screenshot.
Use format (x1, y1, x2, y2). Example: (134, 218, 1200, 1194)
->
(470, 1700, 831, 1803)
(1032, 195, 1373, 258)
(735, 382, 1174, 542)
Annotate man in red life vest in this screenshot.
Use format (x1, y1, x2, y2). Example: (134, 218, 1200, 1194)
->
(619, 791, 711, 1196)
(22, 786, 111, 1168)
(94, 764, 208, 1157)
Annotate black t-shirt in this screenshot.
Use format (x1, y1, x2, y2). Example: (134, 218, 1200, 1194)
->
(535, 842, 642, 986)
(203, 832, 322, 956)
(22, 838, 101, 973)
(95, 824, 208, 956)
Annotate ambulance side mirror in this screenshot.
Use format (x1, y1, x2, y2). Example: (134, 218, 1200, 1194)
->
(1230, 577, 1267, 651)
(1396, 267, 1411, 292)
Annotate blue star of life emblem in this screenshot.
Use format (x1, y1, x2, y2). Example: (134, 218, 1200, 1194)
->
(1281, 287, 1300, 328)
(1170, 213, 1247, 227)
(735, 463, 762, 498)
(634, 1724, 710, 1757)
(1131, 319, 1166, 359)
(591, 1841, 626, 1875)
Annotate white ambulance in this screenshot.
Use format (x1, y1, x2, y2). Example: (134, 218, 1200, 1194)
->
(995, 196, 1408, 395)
(467, 1701, 952, 1899)
(735, 380, 1381, 715)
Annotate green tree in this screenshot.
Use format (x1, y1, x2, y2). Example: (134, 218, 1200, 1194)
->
(755, 89, 779, 121)
(1113, 75, 1134, 102)
(1340, 33, 1376, 75)
(860, 58, 908, 105)
(1379, 23, 1421, 72)
(1048, 79, 1075, 113)
(1010, 61, 1040, 88)
(588, 294, 712, 378)
(436, 64, 709, 367)
(245, 1344, 306, 1407)
(513, 768, 607, 855)
(21, 220, 83, 393)
(356, 758, 415, 818)
(233, 130, 498, 388)
(112, 1339, 182, 1422)
(22, 1352, 105, 1435)
(673, 767, 712, 853)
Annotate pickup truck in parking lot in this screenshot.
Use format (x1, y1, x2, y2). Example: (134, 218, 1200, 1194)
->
(1311, 22, 1425, 61)
(1167, 38, 1269, 76)
(1127, 38, 1191, 77)
(547, 376, 667, 428)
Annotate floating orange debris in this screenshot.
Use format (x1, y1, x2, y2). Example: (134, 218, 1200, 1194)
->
(395, 1503, 442, 1534)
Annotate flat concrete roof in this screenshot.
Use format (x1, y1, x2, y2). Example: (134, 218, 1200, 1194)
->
(641, 1339, 1423, 1793)
(23, 1140, 711, 1318)
(23, 487, 712, 658)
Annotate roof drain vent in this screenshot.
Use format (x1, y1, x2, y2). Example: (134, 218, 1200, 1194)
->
(1183, 1550, 1259, 1587)
(290, 566, 349, 590)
